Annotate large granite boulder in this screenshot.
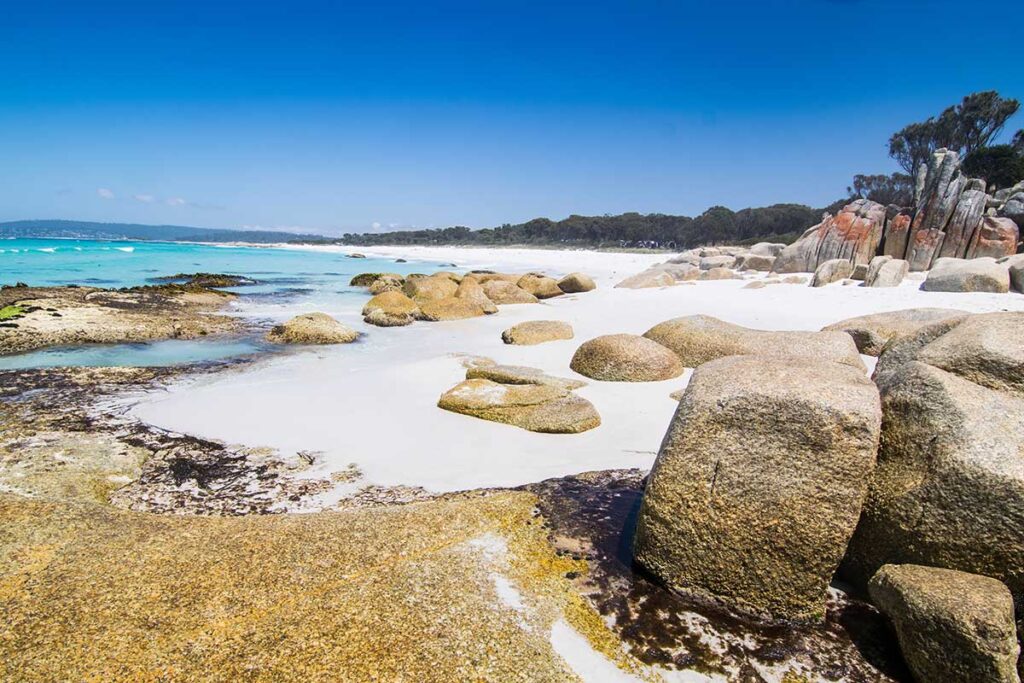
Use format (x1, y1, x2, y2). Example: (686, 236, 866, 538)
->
(614, 269, 675, 289)
(749, 242, 786, 257)
(556, 272, 596, 293)
(810, 258, 853, 287)
(699, 267, 737, 281)
(864, 255, 909, 288)
(350, 272, 402, 287)
(821, 308, 969, 356)
(735, 254, 775, 272)
(265, 312, 360, 344)
(643, 315, 865, 370)
(437, 379, 600, 433)
(938, 189, 988, 259)
(415, 297, 486, 322)
(869, 564, 1020, 683)
(368, 275, 405, 294)
(634, 355, 882, 620)
(649, 263, 700, 281)
(362, 291, 420, 327)
(967, 217, 1019, 260)
(881, 211, 913, 260)
(403, 275, 459, 302)
(501, 320, 574, 345)
(569, 334, 683, 382)
(921, 257, 1010, 293)
(480, 280, 539, 305)
(843, 313, 1024, 603)
(517, 274, 563, 299)
(773, 199, 886, 273)
(454, 277, 497, 314)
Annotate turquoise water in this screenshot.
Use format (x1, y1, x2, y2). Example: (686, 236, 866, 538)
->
(0, 238, 443, 369)
(0, 238, 426, 289)
(0, 339, 267, 370)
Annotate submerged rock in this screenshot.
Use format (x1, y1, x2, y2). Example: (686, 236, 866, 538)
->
(869, 564, 1020, 683)
(266, 312, 360, 345)
(821, 307, 969, 356)
(556, 272, 596, 293)
(634, 355, 881, 620)
(643, 315, 865, 370)
(501, 320, 574, 345)
(569, 334, 683, 382)
(437, 379, 600, 433)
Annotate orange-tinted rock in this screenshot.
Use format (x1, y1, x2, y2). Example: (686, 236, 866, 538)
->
(967, 217, 1018, 260)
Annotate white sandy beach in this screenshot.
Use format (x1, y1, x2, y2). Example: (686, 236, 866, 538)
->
(131, 245, 1024, 502)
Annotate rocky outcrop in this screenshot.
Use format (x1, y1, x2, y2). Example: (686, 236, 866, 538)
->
(437, 378, 600, 433)
(634, 355, 882, 620)
(773, 199, 886, 274)
(1003, 254, 1024, 293)
(265, 312, 360, 345)
(614, 270, 675, 289)
(869, 564, 1021, 683)
(735, 254, 775, 272)
(643, 315, 865, 370)
(501, 320, 574, 345)
(921, 257, 1010, 293)
(821, 308, 969, 356)
(649, 263, 700, 281)
(776, 150, 1019, 276)
(454, 277, 497, 314)
(842, 313, 1024, 605)
(517, 274, 563, 299)
(350, 272, 403, 287)
(699, 255, 736, 270)
(699, 267, 736, 281)
(569, 334, 683, 382)
(810, 259, 853, 287)
(368, 275, 405, 294)
(749, 242, 786, 257)
(863, 255, 909, 288)
(480, 280, 539, 304)
(556, 272, 596, 293)
(362, 291, 420, 327)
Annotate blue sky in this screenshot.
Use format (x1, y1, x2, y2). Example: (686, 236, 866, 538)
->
(2, 0, 1021, 235)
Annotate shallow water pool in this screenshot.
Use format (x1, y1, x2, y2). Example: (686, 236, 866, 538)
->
(0, 339, 267, 370)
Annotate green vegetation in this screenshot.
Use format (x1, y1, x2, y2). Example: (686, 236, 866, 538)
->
(0, 305, 25, 321)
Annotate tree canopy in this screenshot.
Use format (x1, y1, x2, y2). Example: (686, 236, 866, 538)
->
(888, 91, 1020, 176)
(847, 173, 913, 206)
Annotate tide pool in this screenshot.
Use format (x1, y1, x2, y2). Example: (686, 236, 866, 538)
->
(0, 339, 267, 370)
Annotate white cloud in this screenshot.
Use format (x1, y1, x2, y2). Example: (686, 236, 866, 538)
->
(133, 194, 155, 203)
(97, 188, 115, 199)
(165, 197, 187, 206)
(371, 221, 382, 230)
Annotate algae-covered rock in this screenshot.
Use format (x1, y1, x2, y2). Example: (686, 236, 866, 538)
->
(569, 334, 683, 382)
(266, 312, 360, 345)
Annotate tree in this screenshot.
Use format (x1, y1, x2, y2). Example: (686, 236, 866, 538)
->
(962, 145, 1024, 190)
(847, 173, 913, 206)
(888, 91, 1020, 177)
(1013, 129, 1024, 154)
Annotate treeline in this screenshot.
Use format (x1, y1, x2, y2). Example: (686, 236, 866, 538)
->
(330, 204, 822, 250)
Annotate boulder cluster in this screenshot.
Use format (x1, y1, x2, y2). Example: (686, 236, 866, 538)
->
(352, 270, 596, 327)
(614, 242, 787, 289)
(628, 309, 1024, 682)
(774, 149, 1021, 292)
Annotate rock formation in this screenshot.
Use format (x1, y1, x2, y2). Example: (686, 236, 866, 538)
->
(869, 564, 1021, 683)
(634, 355, 882, 620)
(437, 374, 599, 433)
(773, 150, 1020, 274)
(821, 308, 969, 356)
(810, 258, 853, 287)
(556, 272, 596, 293)
(614, 270, 675, 289)
(921, 257, 1011, 293)
(516, 274, 564, 299)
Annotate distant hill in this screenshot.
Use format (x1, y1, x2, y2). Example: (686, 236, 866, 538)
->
(0, 220, 326, 244)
